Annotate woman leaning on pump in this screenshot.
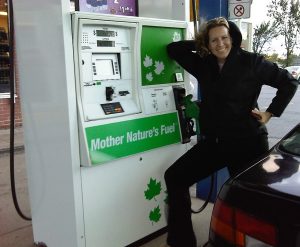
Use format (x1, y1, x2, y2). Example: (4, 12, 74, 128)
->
(162, 17, 298, 247)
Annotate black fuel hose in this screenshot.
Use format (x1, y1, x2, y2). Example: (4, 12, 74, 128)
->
(8, 0, 31, 221)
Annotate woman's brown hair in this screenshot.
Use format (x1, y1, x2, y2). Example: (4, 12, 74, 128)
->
(195, 17, 230, 57)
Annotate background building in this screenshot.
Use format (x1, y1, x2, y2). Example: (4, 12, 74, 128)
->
(0, 0, 22, 128)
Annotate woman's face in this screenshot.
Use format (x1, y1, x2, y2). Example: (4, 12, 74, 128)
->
(208, 25, 232, 62)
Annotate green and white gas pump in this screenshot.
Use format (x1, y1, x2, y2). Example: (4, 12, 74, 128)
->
(72, 12, 197, 246)
(12, 0, 197, 246)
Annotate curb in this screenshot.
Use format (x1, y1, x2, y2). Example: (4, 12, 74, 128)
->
(0, 145, 25, 156)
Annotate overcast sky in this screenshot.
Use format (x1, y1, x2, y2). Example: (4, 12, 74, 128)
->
(247, 0, 282, 55)
(246, 0, 298, 56)
(247, 0, 270, 26)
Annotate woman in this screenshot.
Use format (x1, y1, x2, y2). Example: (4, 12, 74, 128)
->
(163, 17, 298, 247)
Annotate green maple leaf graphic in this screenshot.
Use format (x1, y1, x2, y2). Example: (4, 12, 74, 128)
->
(144, 178, 162, 201)
(149, 206, 161, 223)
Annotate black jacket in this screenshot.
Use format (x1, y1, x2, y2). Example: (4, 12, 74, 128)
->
(167, 25, 298, 139)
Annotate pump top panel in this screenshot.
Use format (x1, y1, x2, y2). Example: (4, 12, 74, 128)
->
(72, 12, 192, 166)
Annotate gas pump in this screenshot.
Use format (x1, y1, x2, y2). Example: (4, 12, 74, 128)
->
(12, 0, 199, 244)
(71, 13, 198, 245)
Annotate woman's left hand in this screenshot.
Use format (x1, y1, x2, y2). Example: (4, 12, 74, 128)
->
(251, 108, 273, 124)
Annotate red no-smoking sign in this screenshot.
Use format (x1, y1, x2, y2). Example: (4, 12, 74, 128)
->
(234, 4, 244, 17)
(228, 0, 251, 19)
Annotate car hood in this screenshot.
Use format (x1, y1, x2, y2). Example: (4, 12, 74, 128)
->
(234, 148, 300, 198)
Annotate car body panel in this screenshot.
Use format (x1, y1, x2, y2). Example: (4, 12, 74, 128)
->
(232, 153, 300, 198)
(207, 123, 300, 246)
(285, 66, 300, 80)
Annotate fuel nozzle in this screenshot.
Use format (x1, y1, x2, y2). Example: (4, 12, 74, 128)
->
(173, 87, 200, 143)
(182, 94, 200, 136)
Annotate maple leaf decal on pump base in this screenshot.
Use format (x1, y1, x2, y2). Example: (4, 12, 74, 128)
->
(144, 177, 162, 201)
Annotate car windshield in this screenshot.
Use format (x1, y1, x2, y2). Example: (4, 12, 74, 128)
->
(278, 125, 300, 156)
(286, 66, 300, 70)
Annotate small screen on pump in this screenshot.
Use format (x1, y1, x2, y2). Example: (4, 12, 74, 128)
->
(96, 30, 115, 37)
(92, 53, 120, 80)
(95, 59, 114, 77)
(97, 40, 115, 47)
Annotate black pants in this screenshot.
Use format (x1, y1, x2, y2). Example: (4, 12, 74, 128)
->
(164, 134, 269, 247)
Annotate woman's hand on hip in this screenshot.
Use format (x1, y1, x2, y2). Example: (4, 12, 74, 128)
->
(251, 108, 273, 124)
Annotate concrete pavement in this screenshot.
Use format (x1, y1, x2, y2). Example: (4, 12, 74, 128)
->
(0, 127, 24, 155)
(0, 128, 34, 247)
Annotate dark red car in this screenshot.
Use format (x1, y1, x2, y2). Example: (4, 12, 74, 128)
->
(206, 123, 300, 247)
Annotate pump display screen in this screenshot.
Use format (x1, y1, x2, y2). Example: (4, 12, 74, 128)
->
(92, 53, 120, 80)
(96, 30, 115, 37)
(95, 59, 114, 76)
(97, 40, 115, 47)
